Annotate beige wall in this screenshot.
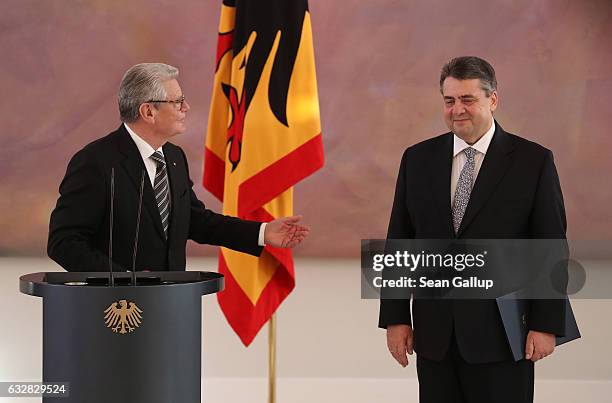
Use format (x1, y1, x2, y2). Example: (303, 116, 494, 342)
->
(2, 258, 611, 402)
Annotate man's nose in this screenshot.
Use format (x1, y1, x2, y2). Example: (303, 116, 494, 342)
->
(452, 102, 466, 116)
(182, 100, 190, 112)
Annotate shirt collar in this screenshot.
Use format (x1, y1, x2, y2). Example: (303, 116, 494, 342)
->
(453, 120, 495, 157)
(124, 123, 164, 159)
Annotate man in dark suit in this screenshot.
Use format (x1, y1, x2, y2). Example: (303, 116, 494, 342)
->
(379, 57, 567, 402)
(48, 63, 308, 272)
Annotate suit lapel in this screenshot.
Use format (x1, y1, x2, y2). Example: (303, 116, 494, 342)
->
(427, 133, 455, 236)
(456, 123, 515, 237)
(115, 125, 166, 240)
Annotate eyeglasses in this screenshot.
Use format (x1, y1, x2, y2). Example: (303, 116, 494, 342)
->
(147, 95, 186, 110)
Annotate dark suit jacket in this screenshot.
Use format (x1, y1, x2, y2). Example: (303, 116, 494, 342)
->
(379, 121, 567, 363)
(48, 124, 263, 272)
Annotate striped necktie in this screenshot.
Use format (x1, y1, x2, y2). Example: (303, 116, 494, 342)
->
(452, 147, 477, 234)
(151, 151, 171, 238)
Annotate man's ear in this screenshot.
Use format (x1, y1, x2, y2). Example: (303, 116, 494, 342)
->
(489, 90, 498, 112)
(139, 103, 156, 124)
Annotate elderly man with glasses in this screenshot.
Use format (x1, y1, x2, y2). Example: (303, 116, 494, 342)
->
(48, 63, 308, 273)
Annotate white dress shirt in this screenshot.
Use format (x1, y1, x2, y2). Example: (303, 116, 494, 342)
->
(124, 123, 162, 187)
(124, 123, 267, 245)
(450, 121, 495, 206)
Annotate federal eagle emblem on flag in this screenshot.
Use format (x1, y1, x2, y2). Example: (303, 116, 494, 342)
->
(204, 0, 324, 345)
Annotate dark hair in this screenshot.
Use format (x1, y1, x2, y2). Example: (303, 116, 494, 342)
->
(439, 56, 497, 96)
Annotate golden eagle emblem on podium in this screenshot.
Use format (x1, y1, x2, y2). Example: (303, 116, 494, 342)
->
(104, 299, 143, 334)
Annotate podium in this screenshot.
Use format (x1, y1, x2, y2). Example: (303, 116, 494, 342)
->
(20, 271, 223, 403)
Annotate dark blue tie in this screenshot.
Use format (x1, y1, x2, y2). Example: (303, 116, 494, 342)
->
(151, 151, 170, 238)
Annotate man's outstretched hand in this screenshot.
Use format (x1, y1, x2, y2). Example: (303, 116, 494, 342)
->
(264, 215, 310, 248)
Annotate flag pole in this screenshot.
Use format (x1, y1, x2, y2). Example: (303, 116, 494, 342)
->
(268, 313, 277, 403)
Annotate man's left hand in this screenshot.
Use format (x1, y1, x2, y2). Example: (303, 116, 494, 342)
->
(525, 330, 555, 362)
(264, 215, 310, 248)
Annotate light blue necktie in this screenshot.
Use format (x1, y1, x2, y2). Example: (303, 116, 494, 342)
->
(452, 147, 477, 233)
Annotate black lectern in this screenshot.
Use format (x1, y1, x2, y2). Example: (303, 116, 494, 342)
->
(20, 271, 223, 403)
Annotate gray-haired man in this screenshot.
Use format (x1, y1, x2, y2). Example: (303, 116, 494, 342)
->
(49, 63, 308, 272)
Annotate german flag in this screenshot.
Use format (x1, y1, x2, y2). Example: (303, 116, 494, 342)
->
(203, 0, 324, 346)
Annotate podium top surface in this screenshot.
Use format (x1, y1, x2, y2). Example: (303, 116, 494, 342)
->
(20, 271, 224, 297)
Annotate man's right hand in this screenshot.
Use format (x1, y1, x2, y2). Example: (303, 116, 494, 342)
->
(386, 324, 414, 367)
